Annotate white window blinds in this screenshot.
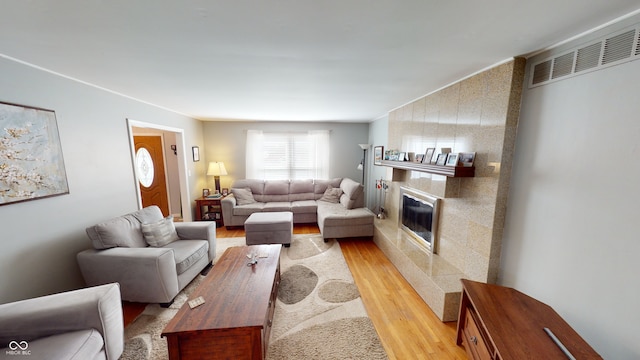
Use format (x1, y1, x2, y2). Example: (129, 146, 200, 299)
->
(246, 130, 330, 180)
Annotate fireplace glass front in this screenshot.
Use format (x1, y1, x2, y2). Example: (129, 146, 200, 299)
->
(399, 187, 440, 253)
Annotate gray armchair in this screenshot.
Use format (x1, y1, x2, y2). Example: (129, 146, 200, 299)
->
(77, 206, 216, 304)
(0, 283, 123, 360)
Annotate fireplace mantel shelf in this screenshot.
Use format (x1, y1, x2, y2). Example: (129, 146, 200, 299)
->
(379, 160, 475, 177)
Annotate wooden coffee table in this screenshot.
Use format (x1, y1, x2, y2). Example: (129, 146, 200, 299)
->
(162, 244, 281, 360)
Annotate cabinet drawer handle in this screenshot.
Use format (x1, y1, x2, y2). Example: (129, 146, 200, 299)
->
(470, 336, 478, 345)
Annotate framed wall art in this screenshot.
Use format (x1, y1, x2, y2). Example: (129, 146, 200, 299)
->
(0, 102, 69, 206)
(373, 146, 384, 165)
(192, 146, 200, 162)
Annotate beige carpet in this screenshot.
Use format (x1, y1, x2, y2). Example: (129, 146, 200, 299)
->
(121, 235, 387, 360)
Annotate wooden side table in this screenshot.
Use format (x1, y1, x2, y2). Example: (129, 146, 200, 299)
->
(194, 196, 225, 227)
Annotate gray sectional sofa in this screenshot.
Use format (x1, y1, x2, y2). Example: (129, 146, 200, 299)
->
(221, 177, 375, 239)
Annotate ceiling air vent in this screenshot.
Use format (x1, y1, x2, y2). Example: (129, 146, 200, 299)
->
(551, 52, 574, 79)
(575, 42, 602, 73)
(532, 60, 552, 85)
(602, 29, 635, 65)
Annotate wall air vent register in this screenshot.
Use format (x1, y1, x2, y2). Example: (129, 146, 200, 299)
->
(530, 26, 640, 88)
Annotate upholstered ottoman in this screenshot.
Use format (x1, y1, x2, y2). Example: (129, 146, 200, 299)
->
(245, 211, 293, 246)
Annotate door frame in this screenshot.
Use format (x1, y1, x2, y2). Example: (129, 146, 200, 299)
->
(127, 119, 193, 221)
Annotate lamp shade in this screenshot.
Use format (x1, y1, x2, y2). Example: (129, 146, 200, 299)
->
(207, 162, 228, 176)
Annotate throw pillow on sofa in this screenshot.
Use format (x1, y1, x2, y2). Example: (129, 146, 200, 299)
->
(232, 187, 257, 205)
(141, 216, 180, 247)
(319, 185, 343, 203)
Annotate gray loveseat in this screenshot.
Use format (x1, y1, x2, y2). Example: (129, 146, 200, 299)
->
(221, 178, 375, 239)
(0, 283, 123, 360)
(77, 206, 215, 304)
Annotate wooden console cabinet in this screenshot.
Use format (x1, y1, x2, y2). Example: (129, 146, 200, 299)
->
(457, 279, 602, 360)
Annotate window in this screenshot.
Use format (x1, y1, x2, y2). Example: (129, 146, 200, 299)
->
(246, 130, 330, 180)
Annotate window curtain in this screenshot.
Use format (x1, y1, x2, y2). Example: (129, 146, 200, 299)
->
(246, 130, 330, 180)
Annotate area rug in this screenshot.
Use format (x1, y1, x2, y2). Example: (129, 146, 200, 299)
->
(120, 235, 387, 360)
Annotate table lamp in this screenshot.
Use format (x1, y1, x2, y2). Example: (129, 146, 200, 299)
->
(207, 161, 227, 194)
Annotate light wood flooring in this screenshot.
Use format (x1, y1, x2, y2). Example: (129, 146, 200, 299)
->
(124, 224, 467, 359)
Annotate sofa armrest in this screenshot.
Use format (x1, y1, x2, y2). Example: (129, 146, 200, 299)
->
(174, 222, 216, 262)
(0, 283, 123, 360)
(221, 195, 236, 225)
(77, 247, 179, 304)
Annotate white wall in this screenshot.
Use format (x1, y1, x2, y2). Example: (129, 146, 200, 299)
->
(202, 121, 370, 190)
(500, 21, 640, 359)
(0, 57, 205, 303)
(366, 115, 389, 213)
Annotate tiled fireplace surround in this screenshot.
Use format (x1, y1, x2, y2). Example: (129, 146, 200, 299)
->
(373, 58, 526, 321)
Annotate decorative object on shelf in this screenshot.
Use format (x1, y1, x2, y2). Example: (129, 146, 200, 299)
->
(0, 101, 69, 206)
(408, 152, 415, 162)
(203, 188, 210, 197)
(207, 161, 228, 194)
(398, 152, 406, 162)
(416, 154, 425, 163)
(440, 147, 451, 154)
(435, 153, 448, 166)
(459, 152, 476, 167)
(357, 144, 371, 185)
(424, 148, 436, 164)
(373, 146, 384, 166)
(379, 160, 475, 178)
(192, 146, 200, 162)
(446, 153, 460, 167)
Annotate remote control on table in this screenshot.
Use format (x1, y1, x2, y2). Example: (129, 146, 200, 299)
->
(188, 296, 205, 309)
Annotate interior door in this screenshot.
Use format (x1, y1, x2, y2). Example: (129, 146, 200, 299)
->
(134, 135, 170, 217)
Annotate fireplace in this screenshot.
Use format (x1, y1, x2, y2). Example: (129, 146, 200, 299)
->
(399, 187, 440, 254)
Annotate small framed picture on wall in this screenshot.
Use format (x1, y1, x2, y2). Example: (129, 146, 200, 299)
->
(373, 146, 384, 165)
(192, 146, 200, 162)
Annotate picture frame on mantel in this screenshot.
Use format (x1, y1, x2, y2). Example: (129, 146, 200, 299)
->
(0, 101, 69, 206)
(459, 152, 476, 167)
(373, 146, 384, 165)
(435, 153, 448, 166)
(446, 153, 460, 167)
(424, 148, 436, 164)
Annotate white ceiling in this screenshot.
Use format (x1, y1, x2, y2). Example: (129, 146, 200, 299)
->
(1, 1, 639, 122)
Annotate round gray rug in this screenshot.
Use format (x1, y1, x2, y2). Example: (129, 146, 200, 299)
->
(279, 264, 319, 304)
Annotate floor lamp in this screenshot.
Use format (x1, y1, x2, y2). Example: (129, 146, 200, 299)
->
(358, 144, 371, 185)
